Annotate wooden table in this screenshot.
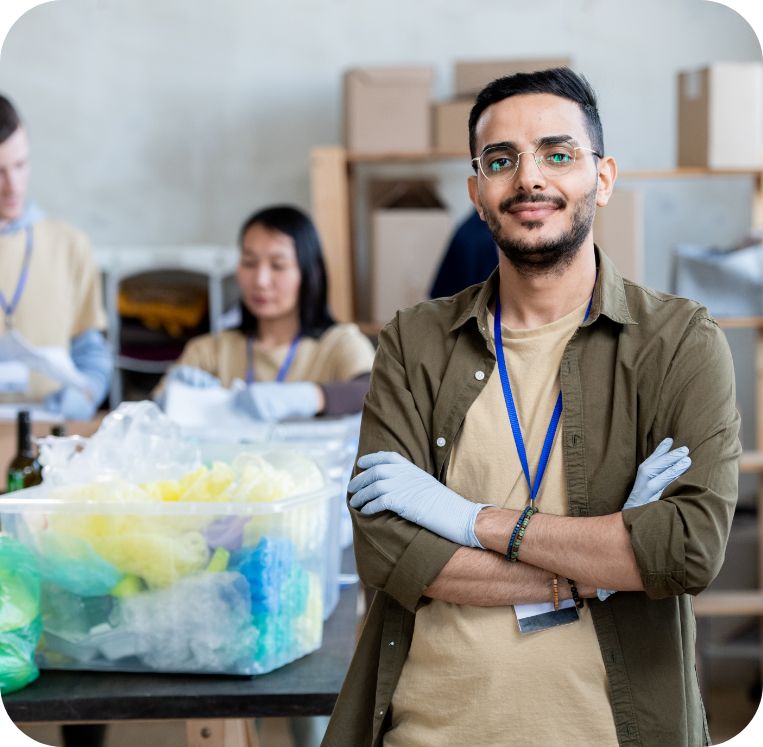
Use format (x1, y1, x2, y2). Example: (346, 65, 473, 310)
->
(3, 553, 362, 747)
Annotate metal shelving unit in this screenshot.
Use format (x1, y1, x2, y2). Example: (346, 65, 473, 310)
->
(93, 245, 239, 407)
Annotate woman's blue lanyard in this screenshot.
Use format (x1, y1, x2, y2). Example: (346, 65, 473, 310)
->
(494, 274, 596, 508)
(246, 333, 301, 385)
(0, 227, 33, 331)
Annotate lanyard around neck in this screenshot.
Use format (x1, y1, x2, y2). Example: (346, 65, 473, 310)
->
(246, 332, 301, 385)
(494, 276, 596, 507)
(0, 227, 33, 330)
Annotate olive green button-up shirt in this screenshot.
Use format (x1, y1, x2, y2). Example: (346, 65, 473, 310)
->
(322, 249, 740, 747)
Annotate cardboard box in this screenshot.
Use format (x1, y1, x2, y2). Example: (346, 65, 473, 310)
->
(593, 190, 643, 283)
(433, 98, 473, 154)
(455, 58, 572, 98)
(678, 62, 763, 169)
(344, 67, 433, 154)
(370, 181, 453, 323)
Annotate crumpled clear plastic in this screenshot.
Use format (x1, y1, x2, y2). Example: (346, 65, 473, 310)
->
(118, 571, 257, 673)
(0, 536, 42, 694)
(43, 400, 201, 487)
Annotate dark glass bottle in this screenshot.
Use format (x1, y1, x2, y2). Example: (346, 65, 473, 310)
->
(51, 424, 66, 437)
(6, 411, 42, 492)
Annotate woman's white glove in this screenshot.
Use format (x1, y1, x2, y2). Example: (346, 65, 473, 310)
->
(348, 451, 496, 548)
(598, 438, 691, 601)
(167, 365, 221, 388)
(233, 381, 321, 422)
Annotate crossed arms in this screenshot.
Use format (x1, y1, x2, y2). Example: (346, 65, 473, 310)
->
(350, 314, 740, 613)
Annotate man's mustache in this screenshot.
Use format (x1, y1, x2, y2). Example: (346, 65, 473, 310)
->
(499, 193, 567, 213)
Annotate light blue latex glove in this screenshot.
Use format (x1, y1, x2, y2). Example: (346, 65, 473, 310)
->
(70, 329, 112, 406)
(348, 451, 496, 548)
(233, 381, 321, 422)
(44, 385, 97, 420)
(598, 438, 691, 601)
(44, 329, 114, 420)
(167, 365, 221, 388)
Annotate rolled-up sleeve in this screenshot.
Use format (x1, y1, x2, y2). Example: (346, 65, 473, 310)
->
(622, 315, 741, 599)
(351, 319, 460, 613)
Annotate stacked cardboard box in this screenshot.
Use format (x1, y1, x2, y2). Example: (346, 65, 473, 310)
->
(344, 67, 434, 154)
(433, 58, 572, 155)
(677, 62, 763, 170)
(593, 190, 644, 284)
(370, 181, 453, 324)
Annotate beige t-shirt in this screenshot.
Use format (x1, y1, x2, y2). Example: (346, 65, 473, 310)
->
(156, 323, 376, 392)
(0, 219, 107, 401)
(385, 299, 618, 747)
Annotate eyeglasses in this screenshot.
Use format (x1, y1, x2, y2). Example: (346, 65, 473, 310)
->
(471, 142, 602, 182)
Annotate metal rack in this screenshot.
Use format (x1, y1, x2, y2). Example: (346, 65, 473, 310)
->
(93, 245, 239, 407)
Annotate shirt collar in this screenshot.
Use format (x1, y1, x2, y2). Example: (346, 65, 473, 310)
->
(450, 244, 637, 335)
(0, 201, 46, 237)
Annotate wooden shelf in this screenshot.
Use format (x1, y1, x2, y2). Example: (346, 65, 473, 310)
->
(693, 590, 763, 617)
(346, 150, 469, 163)
(618, 167, 763, 180)
(344, 150, 763, 178)
(716, 317, 763, 330)
(739, 452, 763, 473)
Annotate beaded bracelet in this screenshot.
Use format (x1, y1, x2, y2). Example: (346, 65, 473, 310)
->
(552, 574, 559, 611)
(506, 506, 532, 559)
(507, 506, 539, 562)
(567, 578, 584, 609)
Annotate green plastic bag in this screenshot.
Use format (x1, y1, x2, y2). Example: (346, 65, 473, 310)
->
(0, 535, 42, 694)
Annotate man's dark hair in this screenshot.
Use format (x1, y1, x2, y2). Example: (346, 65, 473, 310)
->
(238, 205, 335, 339)
(0, 95, 21, 144)
(468, 67, 604, 161)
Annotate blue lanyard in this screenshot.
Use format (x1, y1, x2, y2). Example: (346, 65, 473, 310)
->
(246, 333, 301, 385)
(0, 227, 33, 330)
(494, 278, 596, 507)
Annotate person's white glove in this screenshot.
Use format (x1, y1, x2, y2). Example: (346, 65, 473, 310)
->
(598, 438, 691, 601)
(44, 386, 97, 421)
(348, 451, 496, 548)
(167, 365, 221, 388)
(233, 381, 321, 422)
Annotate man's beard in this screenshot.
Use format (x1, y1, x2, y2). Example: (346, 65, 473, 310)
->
(483, 185, 597, 278)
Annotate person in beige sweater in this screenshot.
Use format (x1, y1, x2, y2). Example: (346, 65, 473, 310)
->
(155, 205, 375, 419)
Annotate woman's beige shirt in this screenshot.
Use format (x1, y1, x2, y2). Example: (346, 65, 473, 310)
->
(158, 323, 376, 391)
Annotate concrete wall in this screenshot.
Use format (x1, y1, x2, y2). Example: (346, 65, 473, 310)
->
(0, 0, 759, 250)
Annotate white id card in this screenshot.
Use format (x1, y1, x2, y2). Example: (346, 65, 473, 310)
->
(0, 360, 30, 393)
(514, 599, 580, 633)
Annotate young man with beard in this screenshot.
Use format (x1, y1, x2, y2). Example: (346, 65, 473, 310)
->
(322, 68, 739, 746)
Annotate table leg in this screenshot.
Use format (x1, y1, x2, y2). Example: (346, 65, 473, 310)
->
(186, 719, 261, 747)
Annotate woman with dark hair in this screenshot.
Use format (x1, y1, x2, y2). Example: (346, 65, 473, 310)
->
(155, 205, 375, 419)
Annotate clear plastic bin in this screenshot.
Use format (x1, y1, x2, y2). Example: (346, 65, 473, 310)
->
(188, 415, 361, 551)
(0, 474, 342, 676)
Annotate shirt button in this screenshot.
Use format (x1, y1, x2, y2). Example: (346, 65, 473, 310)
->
(436, 437, 446, 447)
(475, 370, 485, 380)
(389, 641, 395, 646)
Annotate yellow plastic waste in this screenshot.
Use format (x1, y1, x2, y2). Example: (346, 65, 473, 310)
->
(91, 531, 209, 589)
(141, 468, 206, 502)
(206, 548, 230, 573)
(180, 463, 237, 502)
(44, 452, 323, 590)
(110, 575, 144, 598)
